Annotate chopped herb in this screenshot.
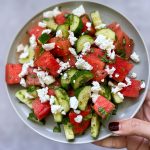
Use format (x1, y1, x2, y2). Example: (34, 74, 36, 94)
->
(27, 112, 45, 125)
(98, 107, 107, 116)
(38, 33, 50, 44)
(116, 49, 126, 58)
(112, 106, 118, 115)
(64, 14, 69, 18)
(123, 38, 126, 45)
(27, 86, 36, 93)
(43, 18, 49, 21)
(62, 117, 69, 125)
(83, 113, 92, 121)
(53, 123, 61, 133)
(30, 74, 36, 78)
(40, 47, 45, 55)
(100, 54, 111, 63)
(46, 68, 50, 72)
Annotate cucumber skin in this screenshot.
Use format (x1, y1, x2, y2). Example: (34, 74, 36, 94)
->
(43, 18, 58, 31)
(56, 24, 69, 38)
(91, 11, 102, 27)
(112, 93, 123, 104)
(71, 70, 94, 89)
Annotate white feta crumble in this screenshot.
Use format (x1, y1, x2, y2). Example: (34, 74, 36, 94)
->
(82, 42, 91, 55)
(95, 24, 106, 30)
(70, 96, 79, 110)
(73, 80, 76, 83)
(61, 111, 66, 115)
(42, 43, 55, 51)
(111, 82, 127, 94)
(91, 81, 101, 93)
(75, 58, 93, 70)
(115, 73, 119, 78)
(101, 79, 105, 82)
(51, 105, 63, 114)
(125, 77, 131, 86)
(141, 81, 145, 89)
(69, 47, 77, 57)
(117, 92, 124, 99)
(49, 95, 55, 105)
(17, 44, 24, 52)
(33, 69, 55, 87)
(107, 49, 115, 60)
(62, 73, 68, 79)
(74, 110, 81, 114)
(29, 34, 37, 49)
(68, 31, 77, 46)
(91, 93, 99, 103)
(20, 78, 26, 87)
(24, 92, 34, 99)
(74, 115, 83, 123)
(72, 5, 85, 17)
(43, 7, 61, 18)
(108, 81, 116, 87)
(42, 29, 51, 34)
(86, 22, 91, 31)
(105, 65, 116, 78)
(130, 52, 140, 63)
(19, 46, 29, 59)
(56, 30, 63, 38)
(38, 22, 47, 28)
(130, 72, 137, 78)
(37, 87, 50, 103)
(57, 61, 70, 74)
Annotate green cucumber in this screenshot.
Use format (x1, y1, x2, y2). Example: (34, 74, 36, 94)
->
(71, 70, 94, 89)
(68, 14, 83, 36)
(112, 93, 123, 104)
(55, 88, 70, 113)
(43, 18, 58, 31)
(19, 47, 34, 64)
(38, 33, 50, 44)
(15, 89, 34, 108)
(76, 35, 94, 53)
(91, 11, 102, 27)
(61, 68, 78, 90)
(99, 85, 111, 100)
(56, 24, 69, 38)
(63, 122, 74, 141)
(95, 28, 116, 41)
(75, 86, 91, 111)
(91, 113, 101, 139)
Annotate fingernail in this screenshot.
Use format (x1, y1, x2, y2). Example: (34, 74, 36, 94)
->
(109, 122, 119, 131)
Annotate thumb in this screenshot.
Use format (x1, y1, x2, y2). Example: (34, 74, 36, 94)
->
(108, 118, 150, 139)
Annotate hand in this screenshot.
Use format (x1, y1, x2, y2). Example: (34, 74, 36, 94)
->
(94, 91, 150, 150)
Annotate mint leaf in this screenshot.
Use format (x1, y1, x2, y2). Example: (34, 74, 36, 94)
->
(53, 123, 61, 132)
(27, 86, 36, 93)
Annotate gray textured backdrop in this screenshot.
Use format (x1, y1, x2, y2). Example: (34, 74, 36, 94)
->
(0, 0, 150, 150)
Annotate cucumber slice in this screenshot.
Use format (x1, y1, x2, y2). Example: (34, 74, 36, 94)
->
(75, 86, 91, 111)
(91, 11, 102, 27)
(61, 68, 78, 90)
(56, 24, 69, 38)
(63, 122, 75, 141)
(15, 89, 34, 108)
(91, 113, 101, 139)
(68, 15, 83, 36)
(99, 85, 111, 100)
(19, 47, 34, 64)
(76, 35, 94, 53)
(112, 93, 123, 104)
(95, 28, 116, 41)
(53, 97, 63, 123)
(43, 18, 58, 31)
(55, 88, 70, 113)
(38, 33, 50, 44)
(71, 70, 94, 89)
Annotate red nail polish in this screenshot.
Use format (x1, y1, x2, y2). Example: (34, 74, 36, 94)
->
(109, 122, 119, 131)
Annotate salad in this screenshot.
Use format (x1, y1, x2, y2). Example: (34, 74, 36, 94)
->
(6, 5, 146, 141)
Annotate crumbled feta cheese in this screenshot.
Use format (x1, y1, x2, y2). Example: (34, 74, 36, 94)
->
(70, 96, 79, 110)
(73, 80, 76, 83)
(61, 111, 66, 115)
(108, 81, 116, 87)
(95, 24, 106, 30)
(20, 78, 26, 87)
(115, 73, 119, 78)
(42, 43, 55, 51)
(72, 5, 85, 17)
(51, 105, 63, 114)
(141, 81, 145, 89)
(29, 34, 37, 49)
(105, 65, 116, 78)
(68, 31, 77, 46)
(49, 95, 55, 105)
(117, 92, 124, 99)
(38, 22, 47, 28)
(111, 82, 127, 93)
(86, 22, 91, 31)
(17, 44, 24, 52)
(74, 115, 83, 123)
(75, 58, 93, 70)
(74, 110, 81, 114)
(69, 47, 77, 57)
(130, 52, 140, 63)
(107, 49, 115, 60)
(57, 61, 70, 74)
(125, 77, 131, 86)
(24, 92, 34, 99)
(56, 30, 63, 38)
(101, 79, 105, 82)
(62, 73, 68, 79)
(42, 29, 51, 34)
(130, 72, 137, 78)
(37, 87, 50, 103)
(91, 81, 101, 93)
(19, 46, 29, 59)
(82, 42, 91, 55)
(43, 7, 61, 18)
(33, 69, 55, 87)
(91, 93, 99, 103)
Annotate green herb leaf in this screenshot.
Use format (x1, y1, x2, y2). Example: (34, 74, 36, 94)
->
(98, 107, 107, 116)
(27, 86, 36, 93)
(43, 18, 49, 21)
(53, 123, 61, 132)
(83, 113, 92, 121)
(38, 33, 50, 44)
(27, 112, 45, 125)
(40, 47, 45, 55)
(100, 54, 111, 63)
(62, 117, 69, 125)
(116, 49, 126, 58)
(123, 38, 126, 45)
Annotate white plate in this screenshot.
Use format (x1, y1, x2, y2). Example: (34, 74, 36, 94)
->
(5, 0, 149, 144)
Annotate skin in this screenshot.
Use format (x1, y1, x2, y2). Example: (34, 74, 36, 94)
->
(93, 91, 150, 150)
